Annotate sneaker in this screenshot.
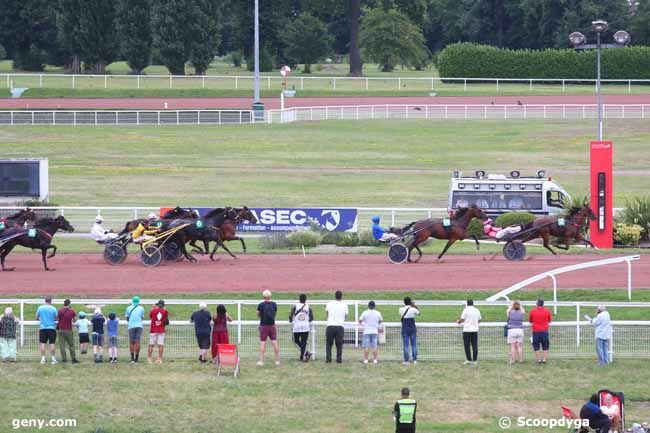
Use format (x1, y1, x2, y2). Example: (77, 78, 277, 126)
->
(463, 360, 472, 365)
(413, 360, 417, 365)
(542, 359, 547, 364)
(147, 357, 153, 364)
(275, 361, 280, 366)
(256, 361, 264, 366)
(51, 358, 58, 365)
(71, 359, 80, 364)
(363, 359, 369, 364)
(156, 359, 163, 364)
(304, 351, 312, 361)
(402, 361, 409, 365)
(40, 357, 46, 365)
(373, 360, 378, 364)
(130, 360, 136, 364)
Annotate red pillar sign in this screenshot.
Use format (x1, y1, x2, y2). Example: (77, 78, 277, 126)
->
(589, 141, 613, 248)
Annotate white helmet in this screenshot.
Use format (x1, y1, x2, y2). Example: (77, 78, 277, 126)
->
(95, 216, 104, 223)
(147, 213, 157, 220)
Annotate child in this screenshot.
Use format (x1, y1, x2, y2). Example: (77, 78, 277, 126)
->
(211, 304, 232, 362)
(75, 311, 90, 354)
(106, 312, 119, 364)
(91, 308, 106, 363)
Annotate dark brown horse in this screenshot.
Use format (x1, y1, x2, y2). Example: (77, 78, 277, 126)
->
(209, 207, 258, 260)
(399, 205, 488, 262)
(0, 208, 37, 230)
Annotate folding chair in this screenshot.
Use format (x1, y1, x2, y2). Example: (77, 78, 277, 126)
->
(598, 389, 625, 432)
(561, 406, 596, 433)
(215, 344, 240, 377)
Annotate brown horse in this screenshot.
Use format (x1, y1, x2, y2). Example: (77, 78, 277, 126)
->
(517, 204, 596, 255)
(209, 207, 258, 260)
(0, 208, 37, 230)
(400, 205, 488, 262)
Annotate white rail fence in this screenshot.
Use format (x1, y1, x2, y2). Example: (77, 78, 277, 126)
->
(3, 73, 650, 93)
(4, 298, 650, 361)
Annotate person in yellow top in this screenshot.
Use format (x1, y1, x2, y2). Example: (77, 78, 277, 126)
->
(131, 213, 161, 244)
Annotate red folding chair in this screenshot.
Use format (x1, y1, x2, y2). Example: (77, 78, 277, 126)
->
(561, 406, 596, 433)
(216, 344, 240, 377)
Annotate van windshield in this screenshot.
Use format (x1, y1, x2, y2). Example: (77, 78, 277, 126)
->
(452, 191, 542, 210)
(546, 190, 565, 208)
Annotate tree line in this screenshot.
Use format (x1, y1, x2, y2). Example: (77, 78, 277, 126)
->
(0, 0, 649, 76)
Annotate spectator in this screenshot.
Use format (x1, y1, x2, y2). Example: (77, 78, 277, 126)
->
(529, 298, 552, 364)
(36, 296, 58, 365)
(0, 307, 19, 362)
(74, 312, 90, 355)
(399, 297, 419, 365)
(148, 299, 169, 364)
(289, 294, 313, 362)
(580, 393, 611, 433)
(257, 290, 280, 366)
(457, 300, 481, 365)
(106, 312, 119, 364)
(587, 305, 612, 365)
(211, 304, 232, 362)
(393, 387, 417, 433)
(190, 303, 212, 363)
(506, 301, 525, 364)
(600, 393, 621, 433)
(325, 290, 348, 364)
(359, 301, 383, 364)
(125, 296, 145, 364)
(91, 308, 106, 363)
(57, 299, 78, 364)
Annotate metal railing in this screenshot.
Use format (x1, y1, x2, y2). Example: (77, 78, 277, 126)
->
(3, 73, 650, 93)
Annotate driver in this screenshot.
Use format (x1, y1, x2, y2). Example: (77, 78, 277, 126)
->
(131, 213, 161, 244)
(371, 216, 399, 242)
(90, 216, 118, 243)
(483, 218, 522, 240)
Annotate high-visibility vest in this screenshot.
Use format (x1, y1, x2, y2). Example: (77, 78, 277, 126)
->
(397, 399, 417, 424)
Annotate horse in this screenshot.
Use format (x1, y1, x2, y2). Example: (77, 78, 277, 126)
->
(208, 207, 258, 260)
(118, 207, 196, 235)
(397, 205, 488, 262)
(516, 204, 596, 255)
(0, 215, 75, 271)
(0, 208, 37, 230)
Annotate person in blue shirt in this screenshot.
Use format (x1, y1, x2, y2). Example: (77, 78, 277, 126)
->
(36, 295, 58, 365)
(588, 306, 613, 365)
(125, 296, 145, 364)
(372, 216, 399, 242)
(580, 394, 611, 433)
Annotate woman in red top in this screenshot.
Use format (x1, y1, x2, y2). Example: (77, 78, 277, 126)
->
(211, 305, 232, 361)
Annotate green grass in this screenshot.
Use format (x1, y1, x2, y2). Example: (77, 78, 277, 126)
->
(1, 359, 649, 433)
(1, 120, 648, 207)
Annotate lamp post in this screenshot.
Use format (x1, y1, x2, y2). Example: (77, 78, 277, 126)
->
(254, 0, 260, 103)
(569, 21, 631, 140)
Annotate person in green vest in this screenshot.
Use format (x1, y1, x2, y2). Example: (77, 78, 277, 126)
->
(393, 387, 417, 433)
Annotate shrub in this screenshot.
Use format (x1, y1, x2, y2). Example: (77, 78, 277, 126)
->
(467, 218, 484, 239)
(258, 233, 291, 250)
(246, 46, 274, 72)
(614, 223, 644, 246)
(495, 212, 536, 228)
(230, 51, 242, 68)
(358, 229, 382, 247)
(620, 196, 650, 240)
(0, 44, 6, 61)
(321, 231, 359, 246)
(287, 231, 321, 248)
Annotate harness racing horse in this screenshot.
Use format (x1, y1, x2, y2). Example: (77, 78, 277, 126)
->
(0, 208, 37, 230)
(400, 205, 488, 262)
(119, 206, 197, 235)
(0, 215, 75, 271)
(208, 207, 258, 260)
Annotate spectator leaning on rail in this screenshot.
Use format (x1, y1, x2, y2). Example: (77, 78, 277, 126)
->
(57, 299, 79, 364)
(148, 299, 169, 364)
(325, 290, 348, 363)
(125, 296, 145, 364)
(91, 308, 106, 363)
(36, 296, 58, 365)
(190, 303, 212, 363)
(359, 301, 383, 364)
(586, 305, 613, 366)
(371, 216, 399, 242)
(289, 294, 313, 362)
(211, 304, 232, 362)
(0, 307, 19, 362)
(393, 387, 417, 433)
(399, 297, 419, 365)
(257, 290, 280, 366)
(529, 298, 552, 364)
(90, 215, 117, 243)
(457, 300, 481, 365)
(506, 301, 525, 364)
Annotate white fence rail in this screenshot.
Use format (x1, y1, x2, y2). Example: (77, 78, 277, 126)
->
(4, 73, 650, 93)
(266, 104, 650, 123)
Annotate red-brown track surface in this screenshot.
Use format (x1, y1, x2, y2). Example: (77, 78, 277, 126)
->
(1, 95, 650, 110)
(0, 253, 645, 296)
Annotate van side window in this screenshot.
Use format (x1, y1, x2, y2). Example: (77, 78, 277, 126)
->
(547, 191, 564, 208)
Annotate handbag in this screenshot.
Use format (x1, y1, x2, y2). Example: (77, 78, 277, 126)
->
(504, 311, 510, 337)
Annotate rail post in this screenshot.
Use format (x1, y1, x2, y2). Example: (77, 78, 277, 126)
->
(365, 77, 368, 91)
(627, 258, 632, 300)
(354, 302, 359, 348)
(576, 304, 581, 349)
(391, 210, 395, 227)
(39, 74, 43, 88)
(529, 79, 532, 91)
(562, 79, 565, 92)
(551, 274, 558, 315)
(169, 76, 172, 89)
(463, 79, 467, 92)
(311, 325, 316, 360)
(72, 75, 75, 89)
(202, 76, 205, 89)
(137, 75, 140, 89)
(431, 77, 434, 91)
(20, 300, 24, 347)
(267, 76, 270, 89)
(398, 77, 401, 90)
(300, 77, 304, 90)
(104, 75, 107, 89)
(628, 80, 631, 93)
(237, 302, 242, 344)
(496, 79, 499, 92)
(333, 77, 336, 90)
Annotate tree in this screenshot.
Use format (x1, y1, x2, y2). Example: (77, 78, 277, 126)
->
(281, 13, 331, 73)
(57, 0, 83, 72)
(631, 0, 650, 46)
(151, 0, 192, 75)
(116, 0, 152, 74)
(461, 0, 526, 48)
(189, 0, 222, 75)
(348, 0, 362, 75)
(77, 0, 118, 73)
(360, 7, 429, 72)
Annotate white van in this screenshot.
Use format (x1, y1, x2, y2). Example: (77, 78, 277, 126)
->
(448, 170, 571, 216)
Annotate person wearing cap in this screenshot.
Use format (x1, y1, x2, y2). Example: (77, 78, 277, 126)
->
(0, 307, 19, 362)
(91, 308, 106, 363)
(256, 290, 280, 366)
(393, 387, 417, 433)
(74, 311, 90, 355)
(36, 296, 58, 365)
(588, 305, 612, 365)
(125, 296, 145, 364)
(131, 213, 161, 244)
(148, 299, 169, 364)
(371, 216, 399, 242)
(190, 303, 212, 363)
(90, 215, 117, 243)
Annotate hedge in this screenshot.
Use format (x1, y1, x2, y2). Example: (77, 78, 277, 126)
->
(495, 212, 536, 228)
(437, 43, 650, 79)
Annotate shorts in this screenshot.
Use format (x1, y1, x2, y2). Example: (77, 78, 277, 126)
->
(259, 325, 277, 341)
(148, 333, 165, 346)
(362, 333, 378, 349)
(507, 328, 524, 344)
(39, 329, 57, 344)
(532, 331, 550, 351)
(79, 333, 90, 344)
(196, 333, 210, 350)
(92, 333, 104, 347)
(128, 328, 143, 344)
(108, 336, 118, 348)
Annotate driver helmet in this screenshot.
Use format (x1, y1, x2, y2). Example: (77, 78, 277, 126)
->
(371, 215, 380, 224)
(95, 215, 104, 223)
(147, 213, 158, 221)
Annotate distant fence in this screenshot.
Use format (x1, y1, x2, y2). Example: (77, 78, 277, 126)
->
(3, 73, 650, 93)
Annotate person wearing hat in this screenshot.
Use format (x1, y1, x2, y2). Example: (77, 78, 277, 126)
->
(125, 296, 145, 364)
(131, 213, 161, 244)
(90, 215, 117, 243)
(148, 299, 169, 364)
(74, 311, 90, 355)
(586, 305, 612, 365)
(393, 387, 417, 433)
(371, 216, 399, 242)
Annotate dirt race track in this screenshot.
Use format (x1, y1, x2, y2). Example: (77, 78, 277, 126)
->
(0, 253, 645, 296)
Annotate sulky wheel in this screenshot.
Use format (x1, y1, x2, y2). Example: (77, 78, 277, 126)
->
(104, 244, 127, 265)
(388, 242, 409, 264)
(141, 245, 163, 267)
(163, 242, 182, 262)
(503, 240, 527, 261)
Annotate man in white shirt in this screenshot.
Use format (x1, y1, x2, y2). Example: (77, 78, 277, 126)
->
(90, 216, 118, 243)
(325, 290, 348, 363)
(359, 301, 383, 364)
(457, 300, 481, 365)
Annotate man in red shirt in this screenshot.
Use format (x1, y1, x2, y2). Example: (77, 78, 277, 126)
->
(148, 299, 169, 364)
(528, 298, 552, 364)
(57, 299, 79, 364)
